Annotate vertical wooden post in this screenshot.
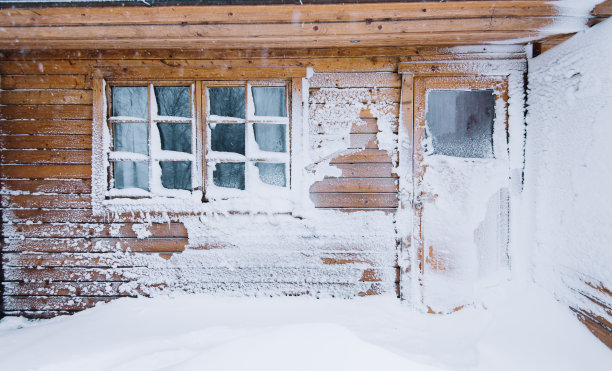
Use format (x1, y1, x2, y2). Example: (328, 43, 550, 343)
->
(397, 72, 417, 304)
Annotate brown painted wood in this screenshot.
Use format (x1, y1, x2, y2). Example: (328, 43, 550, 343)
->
(0, 105, 92, 120)
(0, 179, 91, 194)
(592, 0, 612, 17)
(3, 267, 130, 282)
(310, 119, 398, 135)
(3, 282, 138, 297)
(0, 120, 92, 135)
(309, 88, 400, 104)
(0, 3, 560, 27)
(5, 223, 188, 239)
(349, 133, 382, 149)
(310, 193, 398, 208)
(0, 90, 92, 105)
(0, 165, 91, 179)
(1, 194, 91, 209)
(3, 296, 117, 311)
(3, 238, 188, 253)
(0, 75, 89, 90)
(0, 150, 91, 164)
(0, 136, 91, 150)
(330, 149, 393, 164)
(334, 163, 397, 178)
(309, 178, 397, 193)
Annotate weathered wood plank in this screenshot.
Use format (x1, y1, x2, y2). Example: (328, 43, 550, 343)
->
(4, 223, 188, 239)
(3, 296, 117, 311)
(309, 87, 400, 104)
(3, 267, 130, 282)
(330, 149, 393, 164)
(1, 194, 91, 209)
(0, 105, 92, 120)
(2, 238, 187, 253)
(0, 90, 92, 105)
(310, 193, 398, 208)
(0, 120, 92, 135)
(0, 150, 91, 164)
(0, 179, 91, 194)
(0, 75, 89, 90)
(310, 178, 397, 193)
(0, 136, 91, 150)
(310, 73, 400, 88)
(349, 133, 382, 149)
(0, 165, 91, 179)
(0, 3, 560, 27)
(334, 163, 397, 178)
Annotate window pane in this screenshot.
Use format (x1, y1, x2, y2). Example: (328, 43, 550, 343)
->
(426, 90, 495, 158)
(154, 86, 190, 117)
(160, 161, 192, 190)
(255, 162, 286, 187)
(113, 161, 149, 190)
(158, 123, 191, 153)
(113, 123, 148, 155)
(208, 87, 245, 119)
(112, 86, 148, 119)
(253, 123, 286, 153)
(252, 86, 286, 117)
(210, 123, 245, 155)
(213, 162, 245, 190)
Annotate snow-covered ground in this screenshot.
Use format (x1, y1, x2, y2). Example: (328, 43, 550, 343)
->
(0, 283, 610, 371)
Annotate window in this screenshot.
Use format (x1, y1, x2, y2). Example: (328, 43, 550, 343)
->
(204, 83, 290, 199)
(106, 84, 196, 197)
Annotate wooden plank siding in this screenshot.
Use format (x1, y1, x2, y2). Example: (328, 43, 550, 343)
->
(0, 48, 440, 316)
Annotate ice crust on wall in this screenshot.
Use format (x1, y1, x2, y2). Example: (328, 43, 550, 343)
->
(525, 18, 612, 321)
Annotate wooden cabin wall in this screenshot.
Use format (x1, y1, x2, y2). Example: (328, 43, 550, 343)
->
(0, 46, 525, 317)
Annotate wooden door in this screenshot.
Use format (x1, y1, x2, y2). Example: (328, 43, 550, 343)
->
(412, 76, 510, 313)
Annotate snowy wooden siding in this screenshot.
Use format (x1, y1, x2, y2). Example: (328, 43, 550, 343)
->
(0, 46, 527, 317)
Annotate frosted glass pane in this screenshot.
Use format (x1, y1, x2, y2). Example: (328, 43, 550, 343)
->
(253, 123, 286, 152)
(160, 161, 191, 190)
(209, 87, 245, 119)
(154, 86, 190, 117)
(112, 86, 148, 119)
(213, 162, 245, 190)
(252, 86, 286, 117)
(158, 123, 191, 153)
(210, 123, 245, 155)
(113, 161, 149, 190)
(426, 90, 495, 158)
(113, 123, 148, 155)
(255, 162, 286, 187)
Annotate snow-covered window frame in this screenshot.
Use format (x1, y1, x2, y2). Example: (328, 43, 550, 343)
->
(91, 68, 308, 214)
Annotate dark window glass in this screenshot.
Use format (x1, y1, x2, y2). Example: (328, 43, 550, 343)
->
(160, 161, 192, 190)
(154, 86, 190, 117)
(113, 161, 149, 190)
(158, 123, 191, 153)
(252, 86, 286, 117)
(209, 87, 245, 119)
(253, 123, 286, 152)
(112, 86, 148, 119)
(426, 90, 495, 158)
(213, 162, 245, 190)
(113, 123, 148, 155)
(210, 123, 245, 155)
(255, 162, 286, 187)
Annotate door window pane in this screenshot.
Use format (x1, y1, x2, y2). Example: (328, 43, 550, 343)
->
(252, 86, 286, 117)
(154, 86, 190, 117)
(111, 86, 148, 119)
(114, 161, 149, 190)
(209, 87, 245, 119)
(253, 123, 286, 152)
(158, 123, 191, 153)
(113, 123, 148, 155)
(160, 161, 192, 190)
(255, 162, 286, 187)
(426, 90, 495, 158)
(213, 162, 245, 190)
(210, 123, 245, 155)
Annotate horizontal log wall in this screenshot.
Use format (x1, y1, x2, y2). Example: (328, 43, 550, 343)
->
(0, 46, 526, 317)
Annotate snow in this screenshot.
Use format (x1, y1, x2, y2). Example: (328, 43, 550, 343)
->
(0, 283, 610, 371)
(524, 18, 612, 322)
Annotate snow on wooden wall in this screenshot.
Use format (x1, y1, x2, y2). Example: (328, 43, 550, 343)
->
(0, 46, 526, 316)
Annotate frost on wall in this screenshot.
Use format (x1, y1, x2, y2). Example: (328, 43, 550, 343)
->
(525, 18, 612, 322)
